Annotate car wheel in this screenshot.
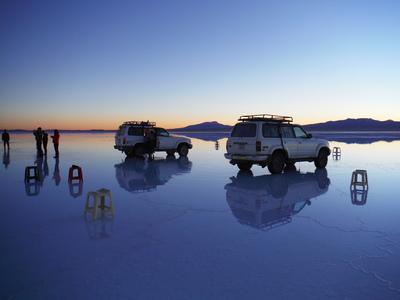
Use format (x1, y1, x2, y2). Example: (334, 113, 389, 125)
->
(237, 163, 252, 171)
(268, 152, 285, 174)
(134, 145, 146, 158)
(125, 148, 135, 157)
(178, 144, 189, 156)
(314, 150, 328, 168)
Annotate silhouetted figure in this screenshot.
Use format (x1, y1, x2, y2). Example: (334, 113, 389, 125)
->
(144, 129, 156, 158)
(33, 127, 44, 157)
(2, 129, 10, 149)
(53, 158, 61, 186)
(51, 129, 60, 158)
(42, 131, 48, 155)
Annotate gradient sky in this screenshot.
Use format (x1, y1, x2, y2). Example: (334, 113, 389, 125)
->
(1, 0, 399, 130)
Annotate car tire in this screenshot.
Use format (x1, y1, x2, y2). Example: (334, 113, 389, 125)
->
(314, 149, 328, 168)
(237, 163, 252, 171)
(268, 152, 285, 174)
(178, 144, 189, 156)
(134, 145, 146, 158)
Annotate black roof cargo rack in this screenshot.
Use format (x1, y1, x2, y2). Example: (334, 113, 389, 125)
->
(123, 121, 156, 127)
(238, 114, 293, 123)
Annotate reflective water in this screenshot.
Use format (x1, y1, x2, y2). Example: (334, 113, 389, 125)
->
(1, 133, 400, 299)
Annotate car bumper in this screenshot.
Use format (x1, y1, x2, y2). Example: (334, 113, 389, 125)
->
(224, 153, 270, 162)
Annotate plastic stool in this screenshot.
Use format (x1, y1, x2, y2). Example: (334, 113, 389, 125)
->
(350, 170, 368, 188)
(68, 165, 83, 182)
(25, 166, 40, 182)
(84, 188, 114, 219)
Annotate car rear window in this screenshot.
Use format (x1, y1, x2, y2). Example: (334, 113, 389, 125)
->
(231, 123, 256, 137)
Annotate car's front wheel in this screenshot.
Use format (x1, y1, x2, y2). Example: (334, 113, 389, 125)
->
(268, 152, 285, 174)
(178, 144, 189, 156)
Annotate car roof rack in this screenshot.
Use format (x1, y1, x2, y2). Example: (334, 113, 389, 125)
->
(238, 114, 293, 123)
(123, 121, 156, 127)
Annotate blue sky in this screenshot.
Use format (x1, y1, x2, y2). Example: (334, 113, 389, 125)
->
(1, 0, 399, 130)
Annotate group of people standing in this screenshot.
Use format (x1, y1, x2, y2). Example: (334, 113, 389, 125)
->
(33, 127, 60, 158)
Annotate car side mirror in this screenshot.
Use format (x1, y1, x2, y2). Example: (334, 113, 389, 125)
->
(307, 133, 313, 138)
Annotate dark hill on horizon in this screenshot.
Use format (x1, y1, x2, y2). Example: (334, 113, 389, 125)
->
(303, 118, 400, 131)
(169, 118, 400, 132)
(169, 121, 233, 132)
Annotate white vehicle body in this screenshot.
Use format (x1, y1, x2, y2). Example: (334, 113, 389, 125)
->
(225, 169, 330, 230)
(224, 114, 331, 174)
(114, 121, 192, 157)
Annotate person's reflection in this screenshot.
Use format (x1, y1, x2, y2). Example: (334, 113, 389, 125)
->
(53, 158, 61, 186)
(43, 155, 49, 180)
(3, 148, 10, 169)
(35, 157, 45, 186)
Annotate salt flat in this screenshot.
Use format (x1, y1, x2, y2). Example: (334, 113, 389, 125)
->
(1, 133, 400, 299)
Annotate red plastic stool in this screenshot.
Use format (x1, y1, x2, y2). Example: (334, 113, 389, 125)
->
(68, 165, 83, 183)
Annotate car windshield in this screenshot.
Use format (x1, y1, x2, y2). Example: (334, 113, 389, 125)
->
(293, 126, 308, 138)
(157, 128, 170, 137)
(231, 123, 257, 137)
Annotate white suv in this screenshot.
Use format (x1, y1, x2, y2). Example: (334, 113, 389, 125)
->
(224, 114, 330, 174)
(114, 121, 192, 157)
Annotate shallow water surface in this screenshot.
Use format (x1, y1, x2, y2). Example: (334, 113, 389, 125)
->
(1, 133, 400, 299)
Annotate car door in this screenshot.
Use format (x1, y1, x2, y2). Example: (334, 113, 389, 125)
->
(280, 125, 298, 158)
(155, 128, 175, 150)
(292, 126, 315, 157)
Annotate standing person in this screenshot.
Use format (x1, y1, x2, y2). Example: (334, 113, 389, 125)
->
(2, 129, 10, 149)
(42, 131, 48, 155)
(33, 127, 43, 157)
(144, 129, 155, 157)
(51, 129, 60, 158)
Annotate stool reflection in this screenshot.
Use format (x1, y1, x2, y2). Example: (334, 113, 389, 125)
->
(69, 182, 84, 198)
(85, 214, 114, 240)
(25, 182, 40, 196)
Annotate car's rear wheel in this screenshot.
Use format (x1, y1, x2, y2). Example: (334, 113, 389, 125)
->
(268, 152, 285, 174)
(178, 144, 189, 156)
(314, 149, 328, 168)
(134, 145, 146, 158)
(237, 163, 252, 171)
(125, 148, 135, 157)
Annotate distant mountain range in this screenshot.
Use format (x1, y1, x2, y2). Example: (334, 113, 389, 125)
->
(169, 118, 400, 132)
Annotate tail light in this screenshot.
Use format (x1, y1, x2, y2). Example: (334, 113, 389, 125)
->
(256, 141, 261, 152)
(123, 138, 126, 144)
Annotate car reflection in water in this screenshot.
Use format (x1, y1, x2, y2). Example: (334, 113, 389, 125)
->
(115, 156, 192, 193)
(225, 168, 330, 231)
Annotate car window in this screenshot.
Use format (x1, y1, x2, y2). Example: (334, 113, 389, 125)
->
(231, 123, 257, 137)
(128, 127, 144, 136)
(117, 126, 126, 136)
(158, 129, 170, 137)
(293, 126, 308, 138)
(262, 123, 280, 137)
(281, 125, 295, 138)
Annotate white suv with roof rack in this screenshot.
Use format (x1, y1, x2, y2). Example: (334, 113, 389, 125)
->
(114, 121, 192, 158)
(224, 114, 331, 174)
